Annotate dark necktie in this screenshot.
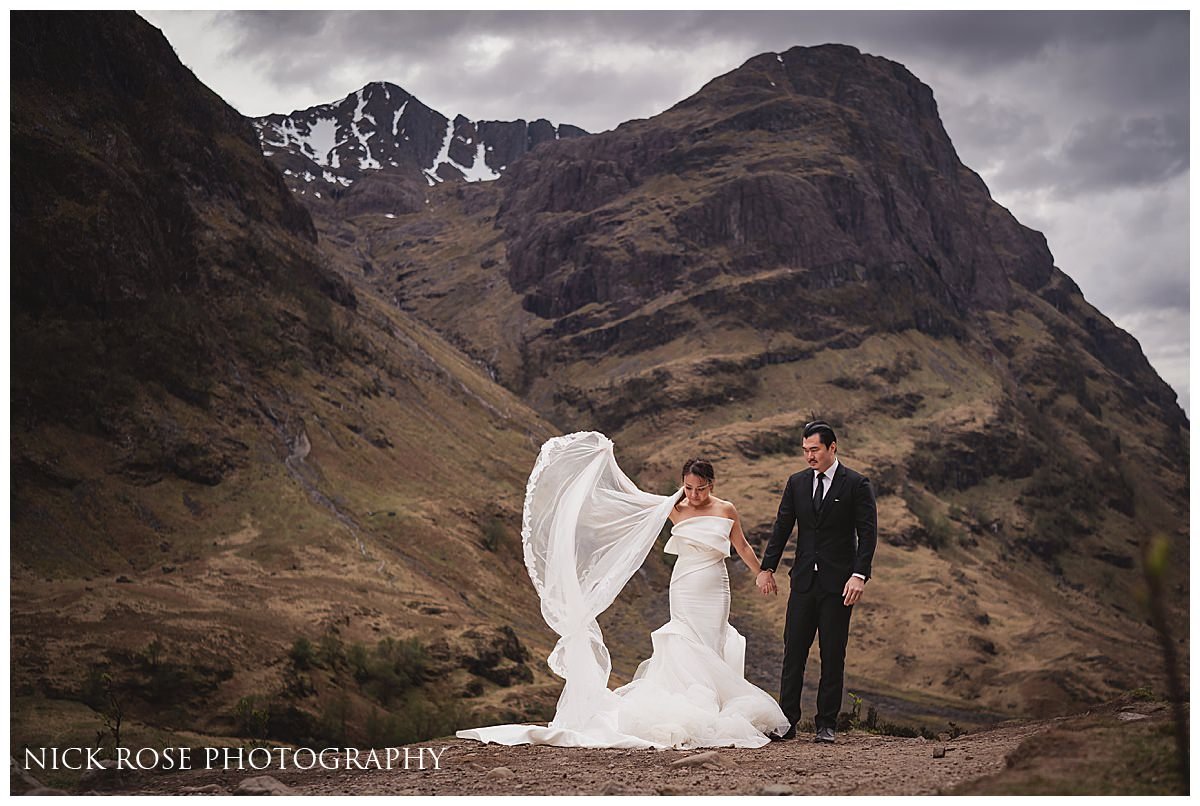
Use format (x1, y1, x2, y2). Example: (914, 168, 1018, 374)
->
(813, 472, 826, 514)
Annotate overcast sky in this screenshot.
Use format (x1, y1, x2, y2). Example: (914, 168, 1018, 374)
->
(139, 10, 1190, 416)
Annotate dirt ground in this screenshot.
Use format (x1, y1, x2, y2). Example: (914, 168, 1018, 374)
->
(89, 721, 1039, 796)
(31, 693, 1181, 796)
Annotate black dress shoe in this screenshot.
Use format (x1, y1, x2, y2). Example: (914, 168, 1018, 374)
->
(770, 725, 797, 741)
(813, 727, 836, 743)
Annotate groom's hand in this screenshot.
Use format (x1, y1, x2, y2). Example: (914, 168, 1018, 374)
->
(843, 576, 866, 606)
(756, 570, 777, 595)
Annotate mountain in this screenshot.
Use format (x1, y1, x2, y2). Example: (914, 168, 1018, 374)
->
(309, 44, 1189, 720)
(251, 83, 587, 216)
(11, 11, 639, 759)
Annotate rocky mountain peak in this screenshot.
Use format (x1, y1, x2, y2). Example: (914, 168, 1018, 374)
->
(715, 44, 963, 181)
(494, 41, 1056, 324)
(253, 82, 589, 203)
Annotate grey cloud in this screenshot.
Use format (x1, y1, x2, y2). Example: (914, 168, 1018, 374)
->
(221, 11, 713, 71)
(987, 153, 1062, 198)
(225, 10, 331, 42)
(1106, 260, 1190, 318)
(204, 10, 1187, 106)
(184, 11, 1189, 141)
(1111, 308, 1190, 414)
(939, 95, 1049, 175)
(686, 10, 1184, 78)
(971, 112, 1188, 200)
(1051, 19, 1189, 112)
(1059, 114, 1189, 193)
(1043, 178, 1189, 319)
(899, 11, 1175, 67)
(420, 41, 701, 132)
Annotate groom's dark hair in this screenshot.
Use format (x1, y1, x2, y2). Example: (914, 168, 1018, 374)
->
(803, 421, 837, 448)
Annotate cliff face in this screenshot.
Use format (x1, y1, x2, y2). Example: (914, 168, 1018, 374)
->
(497, 46, 1048, 319)
(12, 11, 348, 439)
(12, 12, 328, 303)
(330, 44, 1188, 719)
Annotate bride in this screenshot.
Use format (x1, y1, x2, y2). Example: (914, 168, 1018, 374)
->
(456, 431, 789, 749)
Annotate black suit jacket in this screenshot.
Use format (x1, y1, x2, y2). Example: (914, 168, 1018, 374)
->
(762, 463, 877, 595)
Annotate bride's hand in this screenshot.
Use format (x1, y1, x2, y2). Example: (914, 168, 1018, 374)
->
(756, 570, 777, 595)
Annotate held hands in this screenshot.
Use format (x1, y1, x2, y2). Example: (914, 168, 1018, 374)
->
(756, 570, 777, 596)
(843, 575, 866, 606)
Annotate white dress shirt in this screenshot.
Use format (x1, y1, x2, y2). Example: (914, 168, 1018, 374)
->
(811, 458, 866, 582)
(812, 458, 839, 502)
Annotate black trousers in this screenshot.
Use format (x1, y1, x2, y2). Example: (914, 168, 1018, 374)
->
(779, 568, 854, 730)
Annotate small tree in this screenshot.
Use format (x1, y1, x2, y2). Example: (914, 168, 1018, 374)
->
(93, 673, 123, 757)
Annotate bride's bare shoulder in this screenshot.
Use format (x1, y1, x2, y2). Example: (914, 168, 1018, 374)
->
(712, 497, 738, 517)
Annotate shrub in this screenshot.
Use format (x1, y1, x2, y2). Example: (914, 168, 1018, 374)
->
(317, 632, 344, 669)
(363, 692, 465, 748)
(360, 638, 427, 706)
(141, 637, 164, 670)
(902, 486, 955, 550)
(346, 642, 369, 680)
(234, 696, 270, 742)
(289, 638, 316, 670)
(481, 517, 507, 552)
(316, 692, 351, 746)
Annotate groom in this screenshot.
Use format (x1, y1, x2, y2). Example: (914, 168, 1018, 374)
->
(756, 421, 877, 743)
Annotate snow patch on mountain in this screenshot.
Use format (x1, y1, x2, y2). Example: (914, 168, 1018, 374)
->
(392, 101, 408, 137)
(351, 90, 381, 170)
(303, 118, 339, 167)
(460, 142, 501, 182)
(424, 120, 455, 185)
(256, 82, 587, 195)
(258, 117, 338, 168)
(423, 121, 501, 184)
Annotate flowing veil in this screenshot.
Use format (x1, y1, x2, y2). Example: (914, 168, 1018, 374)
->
(457, 431, 681, 747)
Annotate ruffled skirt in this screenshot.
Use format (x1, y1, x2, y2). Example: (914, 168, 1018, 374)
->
(610, 551, 790, 748)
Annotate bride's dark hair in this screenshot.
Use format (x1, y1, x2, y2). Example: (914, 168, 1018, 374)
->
(674, 458, 715, 509)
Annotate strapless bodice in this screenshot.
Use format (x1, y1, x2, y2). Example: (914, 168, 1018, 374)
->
(663, 515, 733, 556)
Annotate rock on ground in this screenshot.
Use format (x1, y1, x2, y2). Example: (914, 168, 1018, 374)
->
(234, 775, 295, 795)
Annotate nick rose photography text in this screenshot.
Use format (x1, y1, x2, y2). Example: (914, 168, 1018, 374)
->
(23, 746, 449, 771)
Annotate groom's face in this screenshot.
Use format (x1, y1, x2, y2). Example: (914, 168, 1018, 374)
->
(802, 435, 836, 473)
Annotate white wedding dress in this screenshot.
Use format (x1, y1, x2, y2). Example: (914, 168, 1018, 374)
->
(456, 431, 789, 749)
